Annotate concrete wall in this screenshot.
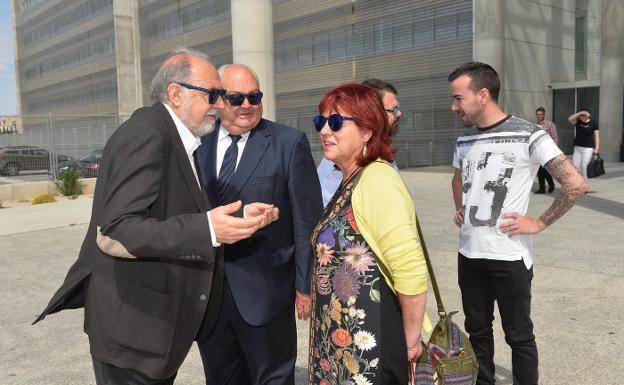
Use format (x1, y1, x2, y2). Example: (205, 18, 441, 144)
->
(0, 179, 97, 201)
(502, 0, 571, 120)
(497, 0, 602, 122)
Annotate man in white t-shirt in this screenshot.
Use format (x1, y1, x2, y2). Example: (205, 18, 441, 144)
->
(449, 62, 587, 385)
(317, 78, 401, 207)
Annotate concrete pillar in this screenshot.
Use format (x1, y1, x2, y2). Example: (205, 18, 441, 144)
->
(598, 0, 624, 162)
(10, 0, 23, 132)
(230, 0, 276, 120)
(473, 0, 505, 106)
(113, 0, 143, 116)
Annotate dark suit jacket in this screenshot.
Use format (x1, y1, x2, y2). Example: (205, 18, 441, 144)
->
(34, 103, 222, 379)
(197, 119, 322, 326)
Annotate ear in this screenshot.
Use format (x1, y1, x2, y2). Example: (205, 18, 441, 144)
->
(167, 83, 184, 108)
(478, 88, 489, 104)
(362, 129, 373, 143)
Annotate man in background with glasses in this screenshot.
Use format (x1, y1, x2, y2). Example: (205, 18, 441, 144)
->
(195, 63, 322, 385)
(317, 78, 401, 207)
(34, 49, 279, 385)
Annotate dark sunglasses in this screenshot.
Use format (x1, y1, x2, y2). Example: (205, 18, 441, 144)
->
(222, 91, 264, 106)
(178, 83, 225, 104)
(313, 114, 354, 132)
(385, 101, 400, 116)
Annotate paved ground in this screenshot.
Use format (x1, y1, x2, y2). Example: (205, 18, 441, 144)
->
(1, 163, 623, 384)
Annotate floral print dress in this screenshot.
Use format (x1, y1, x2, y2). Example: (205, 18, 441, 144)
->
(308, 169, 406, 385)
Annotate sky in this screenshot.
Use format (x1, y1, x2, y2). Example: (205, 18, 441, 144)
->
(0, 0, 17, 115)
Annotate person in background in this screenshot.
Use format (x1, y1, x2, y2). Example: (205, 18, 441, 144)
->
(308, 83, 430, 384)
(316, 78, 401, 207)
(568, 108, 600, 181)
(534, 106, 559, 193)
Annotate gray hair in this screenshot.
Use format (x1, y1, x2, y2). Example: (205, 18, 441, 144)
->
(217, 63, 260, 84)
(150, 48, 211, 104)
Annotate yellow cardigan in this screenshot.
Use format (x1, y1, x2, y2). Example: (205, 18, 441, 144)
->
(352, 160, 432, 331)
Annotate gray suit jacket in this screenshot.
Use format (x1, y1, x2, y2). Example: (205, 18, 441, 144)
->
(34, 103, 222, 379)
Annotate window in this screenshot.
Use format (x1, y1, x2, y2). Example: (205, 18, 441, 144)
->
(393, 15, 412, 50)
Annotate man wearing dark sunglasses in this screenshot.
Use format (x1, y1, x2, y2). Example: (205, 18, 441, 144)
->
(195, 64, 322, 385)
(34, 49, 280, 385)
(316, 78, 401, 207)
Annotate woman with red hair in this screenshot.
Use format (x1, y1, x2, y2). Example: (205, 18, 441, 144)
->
(308, 83, 430, 384)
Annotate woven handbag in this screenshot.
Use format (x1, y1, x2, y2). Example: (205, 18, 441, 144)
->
(408, 219, 479, 385)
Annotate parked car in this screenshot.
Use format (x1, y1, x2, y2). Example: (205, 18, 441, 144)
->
(0, 145, 74, 176)
(55, 149, 103, 178)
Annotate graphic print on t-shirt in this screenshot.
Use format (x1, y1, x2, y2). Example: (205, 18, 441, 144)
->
(452, 116, 564, 265)
(462, 150, 515, 227)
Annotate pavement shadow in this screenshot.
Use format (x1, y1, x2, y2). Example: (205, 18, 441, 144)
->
(575, 193, 624, 220)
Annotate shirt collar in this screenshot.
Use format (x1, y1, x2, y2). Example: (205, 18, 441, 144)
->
(163, 103, 201, 155)
(218, 123, 252, 143)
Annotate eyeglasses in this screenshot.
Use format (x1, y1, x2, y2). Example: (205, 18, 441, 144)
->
(385, 101, 400, 117)
(222, 92, 264, 106)
(313, 114, 354, 132)
(178, 83, 225, 104)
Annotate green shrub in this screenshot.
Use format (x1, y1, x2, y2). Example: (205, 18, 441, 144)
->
(32, 194, 56, 205)
(56, 169, 82, 197)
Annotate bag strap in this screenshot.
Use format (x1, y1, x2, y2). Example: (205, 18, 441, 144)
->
(415, 217, 447, 317)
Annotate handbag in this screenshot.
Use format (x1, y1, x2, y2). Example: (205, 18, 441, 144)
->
(408, 219, 479, 385)
(587, 154, 605, 178)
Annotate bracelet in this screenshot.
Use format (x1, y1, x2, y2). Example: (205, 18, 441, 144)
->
(407, 336, 423, 351)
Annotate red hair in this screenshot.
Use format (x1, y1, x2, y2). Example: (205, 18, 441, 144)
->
(318, 83, 395, 166)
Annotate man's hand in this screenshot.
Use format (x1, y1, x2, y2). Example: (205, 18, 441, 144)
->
(295, 291, 311, 321)
(210, 201, 278, 244)
(453, 208, 464, 228)
(498, 212, 546, 236)
(245, 202, 279, 228)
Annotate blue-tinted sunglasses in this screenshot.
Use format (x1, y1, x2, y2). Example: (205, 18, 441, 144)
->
(313, 114, 354, 132)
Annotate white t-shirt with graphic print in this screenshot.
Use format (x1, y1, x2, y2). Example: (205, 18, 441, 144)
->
(452, 115, 562, 268)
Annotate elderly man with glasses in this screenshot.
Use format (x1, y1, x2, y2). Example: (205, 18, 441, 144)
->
(34, 49, 279, 385)
(195, 63, 323, 385)
(316, 78, 401, 207)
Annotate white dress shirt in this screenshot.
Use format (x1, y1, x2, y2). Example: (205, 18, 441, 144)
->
(163, 103, 220, 247)
(215, 124, 251, 177)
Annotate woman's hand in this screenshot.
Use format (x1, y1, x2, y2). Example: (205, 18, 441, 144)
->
(407, 340, 424, 361)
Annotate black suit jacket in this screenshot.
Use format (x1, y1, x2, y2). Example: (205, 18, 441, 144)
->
(197, 119, 322, 326)
(34, 103, 222, 379)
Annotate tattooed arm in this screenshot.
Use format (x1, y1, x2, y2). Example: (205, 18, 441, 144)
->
(539, 154, 588, 225)
(498, 154, 587, 236)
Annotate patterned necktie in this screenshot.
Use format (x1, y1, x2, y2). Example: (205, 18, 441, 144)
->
(216, 134, 242, 202)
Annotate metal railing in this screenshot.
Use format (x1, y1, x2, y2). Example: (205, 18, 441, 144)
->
(1, 113, 461, 182)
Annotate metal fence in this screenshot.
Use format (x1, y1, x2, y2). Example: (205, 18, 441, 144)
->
(0, 113, 461, 181)
(0, 114, 127, 180)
